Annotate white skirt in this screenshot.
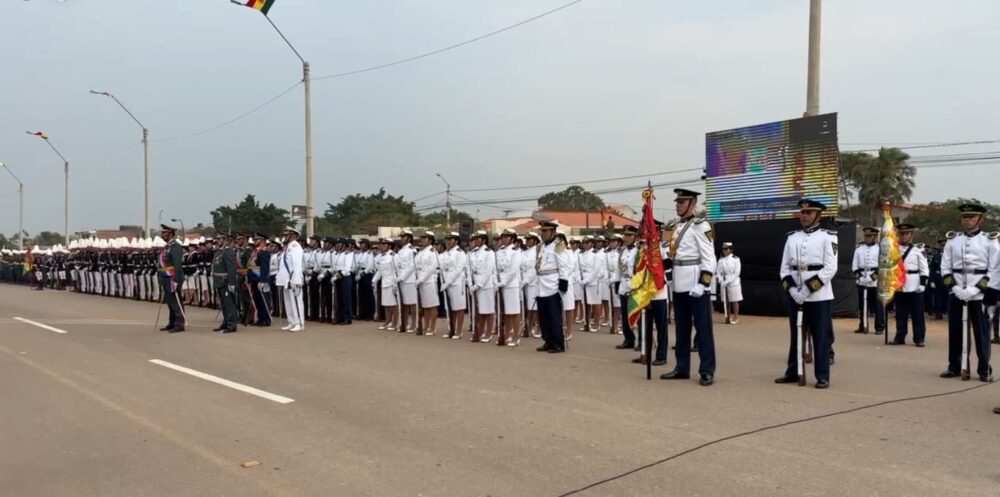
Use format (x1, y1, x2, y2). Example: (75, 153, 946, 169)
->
(600, 282, 611, 301)
(419, 282, 439, 308)
(475, 288, 496, 314)
(399, 282, 418, 305)
(561, 286, 575, 311)
(721, 284, 744, 303)
(380, 286, 398, 306)
(573, 282, 584, 301)
(523, 284, 538, 311)
(446, 284, 467, 311)
(501, 286, 521, 315)
(584, 284, 600, 305)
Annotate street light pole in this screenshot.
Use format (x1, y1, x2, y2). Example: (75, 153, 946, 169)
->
(0, 162, 25, 250)
(90, 90, 150, 238)
(436, 173, 451, 230)
(25, 132, 70, 245)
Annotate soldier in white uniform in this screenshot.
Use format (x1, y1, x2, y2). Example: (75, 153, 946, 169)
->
(440, 232, 468, 339)
(660, 189, 717, 386)
(775, 199, 838, 388)
(395, 230, 418, 333)
(717, 242, 743, 324)
(373, 238, 399, 330)
(521, 232, 540, 338)
(557, 231, 577, 340)
(616, 227, 639, 348)
(277, 227, 305, 332)
(496, 229, 523, 346)
(317, 237, 335, 323)
(570, 238, 584, 325)
(535, 221, 569, 353)
(606, 234, 623, 334)
(580, 236, 604, 332)
(852, 227, 885, 334)
(303, 236, 321, 322)
(889, 224, 930, 346)
(940, 203, 999, 382)
(469, 231, 497, 342)
(413, 231, 440, 335)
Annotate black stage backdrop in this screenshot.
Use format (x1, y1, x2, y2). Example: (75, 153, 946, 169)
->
(713, 218, 858, 317)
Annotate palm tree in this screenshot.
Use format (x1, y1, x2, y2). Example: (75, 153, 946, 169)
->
(840, 148, 915, 226)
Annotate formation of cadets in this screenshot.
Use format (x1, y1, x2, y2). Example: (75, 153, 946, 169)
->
(3, 192, 999, 403)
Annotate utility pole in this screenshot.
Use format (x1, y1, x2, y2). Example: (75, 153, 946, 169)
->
(805, 0, 822, 116)
(436, 173, 452, 230)
(26, 132, 70, 244)
(0, 162, 25, 250)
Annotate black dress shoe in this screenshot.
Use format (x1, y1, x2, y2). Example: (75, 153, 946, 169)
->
(915, 342, 925, 347)
(774, 375, 800, 384)
(631, 356, 647, 364)
(699, 374, 714, 386)
(888, 340, 905, 345)
(691, 345, 699, 352)
(980, 375, 994, 383)
(652, 359, 667, 366)
(854, 327, 867, 334)
(223, 329, 237, 334)
(536, 345, 552, 352)
(874, 330, 884, 335)
(992, 337, 1000, 344)
(547, 347, 565, 354)
(659, 370, 690, 380)
(257, 323, 271, 328)
(159, 325, 174, 332)
(940, 370, 961, 378)
(213, 326, 226, 332)
(815, 380, 830, 389)
(168, 327, 186, 333)
(994, 406, 1000, 415)
(615, 343, 635, 350)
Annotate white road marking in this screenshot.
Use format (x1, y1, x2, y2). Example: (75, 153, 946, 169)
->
(148, 359, 295, 404)
(13, 317, 68, 334)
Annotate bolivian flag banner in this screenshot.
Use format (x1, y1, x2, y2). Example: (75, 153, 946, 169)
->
(232, 0, 277, 16)
(877, 203, 906, 305)
(627, 188, 665, 327)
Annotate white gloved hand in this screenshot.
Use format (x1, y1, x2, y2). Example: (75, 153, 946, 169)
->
(471, 284, 480, 292)
(689, 284, 705, 298)
(791, 286, 809, 305)
(953, 287, 969, 301)
(965, 287, 982, 300)
(917, 285, 926, 293)
(859, 276, 871, 286)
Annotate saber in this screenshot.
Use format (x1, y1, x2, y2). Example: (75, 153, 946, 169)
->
(863, 285, 869, 334)
(962, 301, 971, 381)
(797, 245, 806, 386)
(470, 285, 478, 339)
(153, 292, 164, 330)
(443, 281, 453, 336)
(722, 277, 730, 324)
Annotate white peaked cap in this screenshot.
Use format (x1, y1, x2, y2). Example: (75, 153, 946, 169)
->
(198, 236, 206, 244)
(69, 240, 78, 250)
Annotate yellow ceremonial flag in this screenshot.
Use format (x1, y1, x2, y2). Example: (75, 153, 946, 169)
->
(877, 203, 906, 305)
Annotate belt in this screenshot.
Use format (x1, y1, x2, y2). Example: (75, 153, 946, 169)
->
(213, 272, 230, 276)
(790, 264, 824, 271)
(906, 270, 921, 274)
(157, 266, 175, 273)
(673, 259, 700, 267)
(236, 269, 248, 274)
(862, 267, 877, 271)
(951, 268, 988, 274)
(537, 269, 558, 276)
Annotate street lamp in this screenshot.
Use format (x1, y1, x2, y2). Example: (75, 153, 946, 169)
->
(90, 90, 150, 238)
(0, 162, 25, 250)
(435, 173, 451, 230)
(170, 218, 185, 239)
(231, 4, 314, 238)
(25, 131, 69, 245)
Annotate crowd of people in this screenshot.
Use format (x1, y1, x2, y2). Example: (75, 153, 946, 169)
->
(2, 190, 998, 407)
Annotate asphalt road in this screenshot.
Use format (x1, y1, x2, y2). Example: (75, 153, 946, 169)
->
(1, 284, 998, 497)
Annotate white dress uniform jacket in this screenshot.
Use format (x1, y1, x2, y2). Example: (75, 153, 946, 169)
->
(669, 217, 717, 293)
(394, 243, 417, 284)
(373, 251, 397, 288)
(276, 241, 303, 287)
(536, 239, 569, 298)
(441, 246, 468, 290)
(415, 246, 440, 285)
(496, 244, 522, 289)
(899, 243, 929, 293)
(469, 246, 496, 291)
(941, 230, 1000, 300)
(617, 245, 637, 296)
(852, 243, 880, 288)
(717, 254, 742, 288)
(780, 226, 838, 302)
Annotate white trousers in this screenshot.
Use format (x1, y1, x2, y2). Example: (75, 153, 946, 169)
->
(283, 285, 305, 327)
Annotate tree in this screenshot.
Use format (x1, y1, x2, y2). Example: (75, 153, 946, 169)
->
(117, 225, 143, 234)
(421, 209, 474, 230)
(903, 198, 1000, 244)
(10, 230, 29, 247)
(839, 148, 916, 226)
(0, 233, 8, 249)
(537, 186, 606, 211)
(321, 188, 422, 235)
(34, 231, 64, 247)
(189, 223, 216, 236)
(210, 195, 290, 237)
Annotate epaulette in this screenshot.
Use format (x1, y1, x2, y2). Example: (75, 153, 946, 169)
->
(989, 232, 1000, 240)
(824, 229, 838, 235)
(915, 243, 925, 249)
(555, 240, 566, 254)
(786, 230, 799, 237)
(693, 217, 706, 224)
(945, 231, 957, 240)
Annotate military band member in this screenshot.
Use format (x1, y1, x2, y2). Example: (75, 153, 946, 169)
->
(776, 199, 837, 389)
(441, 232, 468, 339)
(277, 227, 305, 332)
(536, 221, 567, 353)
(717, 242, 743, 324)
(852, 227, 885, 334)
(157, 224, 187, 333)
(660, 189, 717, 386)
(889, 224, 929, 346)
(212, 233, 239, 333)
(939, 203, 998, 381)
(248, 233, 272, 327)
(496, 229, 522, 346)
(469, 230, 496, 342)
(395, 230, 419, 333)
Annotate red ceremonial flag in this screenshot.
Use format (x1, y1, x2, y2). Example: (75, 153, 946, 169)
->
(626, 187, 665, 327)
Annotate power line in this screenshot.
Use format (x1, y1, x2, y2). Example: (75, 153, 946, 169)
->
(844, 139, 1000, 153)
(153, 81, 302, 142)
(451, 168, 702, 193)
(312, 0, 586, 82)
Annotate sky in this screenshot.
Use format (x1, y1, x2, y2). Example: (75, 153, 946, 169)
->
(2, 0, 999, 236)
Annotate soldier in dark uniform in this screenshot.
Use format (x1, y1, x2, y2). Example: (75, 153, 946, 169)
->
(248, 233, 273, 327)
(319, 237, 335, 323)
(212, 233, 239, 333)
(158, 224, 187, 333)
(233, 233, 251, 325)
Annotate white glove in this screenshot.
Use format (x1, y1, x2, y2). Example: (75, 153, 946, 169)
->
(689, 284, 705, 298)
(953, 287, 969, 301)
(858, 276, 871, 286)
(791, 286, 809, 305)
(471, 284, 480, 292)
(966, 287, 982, 300)
(917, 285, 926, 293)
